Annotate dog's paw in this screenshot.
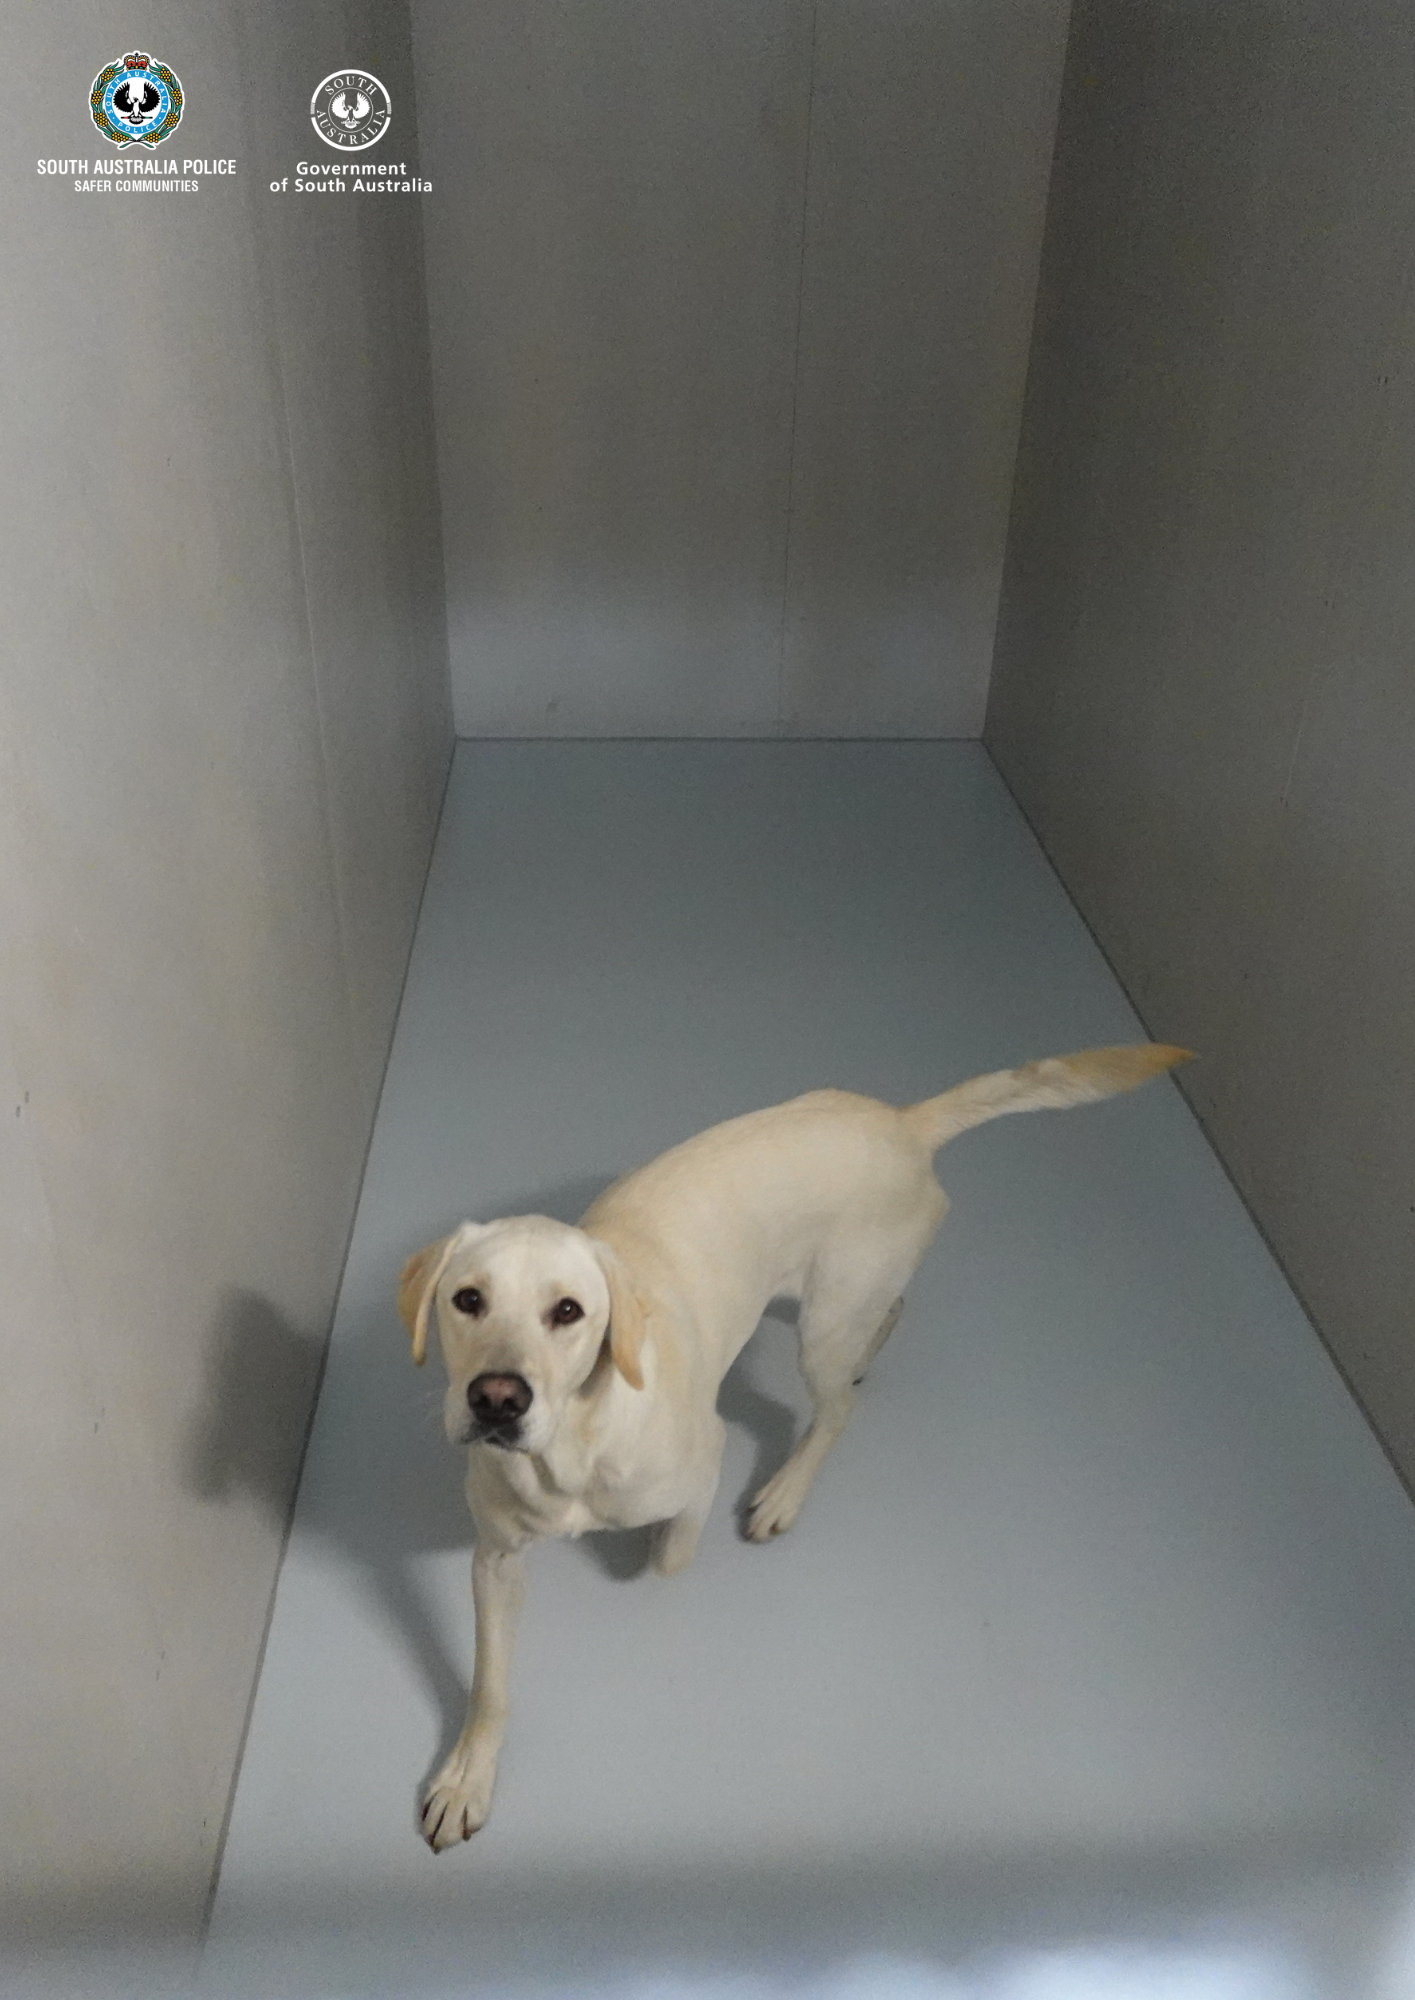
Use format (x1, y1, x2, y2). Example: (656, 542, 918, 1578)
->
(421, 1756, 495, 1852)
(744, 1463, 808, 1542)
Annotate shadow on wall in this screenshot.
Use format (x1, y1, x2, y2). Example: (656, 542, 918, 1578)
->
(182, 1176, 801, 1778)
(184, 1290, 325, 1533)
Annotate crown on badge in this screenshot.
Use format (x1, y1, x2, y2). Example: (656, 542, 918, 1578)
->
(122, 53, 151, 70)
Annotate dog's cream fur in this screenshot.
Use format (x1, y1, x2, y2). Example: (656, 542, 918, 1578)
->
(399, 1042, 1189, 1849)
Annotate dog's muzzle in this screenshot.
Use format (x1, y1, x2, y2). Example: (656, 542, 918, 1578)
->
(464, 1371, 533, 1449)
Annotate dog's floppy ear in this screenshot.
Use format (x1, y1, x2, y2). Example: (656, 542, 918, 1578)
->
(589, 1238, 649, 1391)
(398, 1225, 473, 1367)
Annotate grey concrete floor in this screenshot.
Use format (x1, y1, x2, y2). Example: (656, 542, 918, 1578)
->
(199, 743, 1415, 1998)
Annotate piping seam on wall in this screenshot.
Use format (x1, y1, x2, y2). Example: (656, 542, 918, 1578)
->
(268, 329, 363, 1112)
(775, 0, 819, 733)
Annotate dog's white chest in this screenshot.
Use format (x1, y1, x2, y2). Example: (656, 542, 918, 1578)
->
(467, 1444, 610, 1540)
(467, 1428, 692, 1541)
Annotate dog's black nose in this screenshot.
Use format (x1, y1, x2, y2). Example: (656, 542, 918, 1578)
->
(467, 1373, 532, 1428)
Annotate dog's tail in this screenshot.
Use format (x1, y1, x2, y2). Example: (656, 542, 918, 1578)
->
(903, 1043, 1193, 1153)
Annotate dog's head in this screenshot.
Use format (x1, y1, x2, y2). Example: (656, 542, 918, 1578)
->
(397, 1216, 647, 1453)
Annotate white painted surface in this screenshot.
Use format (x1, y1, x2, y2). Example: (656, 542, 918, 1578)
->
(0, 0, 450, 1947)
(780, 0, 1070, 737)
(193, 744, 1415, 1997)
(411, 3, 1069, 736)
(986, 0, 1415, 1489)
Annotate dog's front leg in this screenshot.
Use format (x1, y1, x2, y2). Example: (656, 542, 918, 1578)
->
(421, 1542, 526, 1850)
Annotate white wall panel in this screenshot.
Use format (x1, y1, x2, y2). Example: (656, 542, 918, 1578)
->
(987, 0, 1415, 1486)
(1, 0, 451, 1949)
(781, 0, 1072, 736)
(237, 1, 454, 1111)
(413, 0, 812, 735)
(413, 0, 1069, 736)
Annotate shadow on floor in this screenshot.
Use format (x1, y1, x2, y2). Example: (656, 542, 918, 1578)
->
(190, 1810, 1412, 1998)
(6, 1806, 1414, 1997)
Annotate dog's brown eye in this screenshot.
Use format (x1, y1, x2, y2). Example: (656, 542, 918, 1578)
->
(551, 1297, 583, 1326)
(451, 1287, 484, 1316)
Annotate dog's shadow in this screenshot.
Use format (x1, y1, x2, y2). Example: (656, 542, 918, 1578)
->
(184, 1175, 801, 1787)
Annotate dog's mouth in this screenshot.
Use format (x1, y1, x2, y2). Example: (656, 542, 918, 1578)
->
(462, 1423, 526, 1452)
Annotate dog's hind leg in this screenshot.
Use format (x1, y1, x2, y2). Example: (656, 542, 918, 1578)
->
(853, 1293, 904, 1385)
(743, 1319, 864, 1542)
(739, 1296, 895, 1544)
(745, 1200, 943, 1544)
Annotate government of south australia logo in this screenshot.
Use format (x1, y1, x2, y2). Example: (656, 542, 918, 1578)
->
(311, 69, 391, 150)
(91, 52, 183, 148)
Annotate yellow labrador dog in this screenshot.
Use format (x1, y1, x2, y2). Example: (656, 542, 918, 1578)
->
(399, 1042, 1189, 1849)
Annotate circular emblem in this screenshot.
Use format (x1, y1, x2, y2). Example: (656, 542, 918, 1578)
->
(91, 51, 183, 149)
(310, 69, 391, 151)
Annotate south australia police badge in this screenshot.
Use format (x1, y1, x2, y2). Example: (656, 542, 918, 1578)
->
(91, 52, 183, 148)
